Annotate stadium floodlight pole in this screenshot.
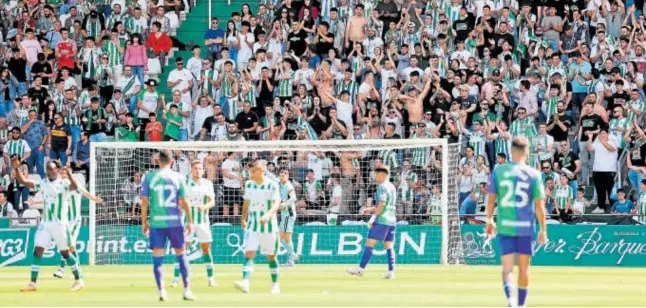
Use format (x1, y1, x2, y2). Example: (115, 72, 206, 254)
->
(440, 138, 449, 266)
(89, 142, 97, 266)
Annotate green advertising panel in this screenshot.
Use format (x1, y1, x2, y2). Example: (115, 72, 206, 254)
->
(1, 224, 645, 267)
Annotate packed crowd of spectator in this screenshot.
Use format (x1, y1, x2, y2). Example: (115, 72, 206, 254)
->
(0, 0, 646, 225)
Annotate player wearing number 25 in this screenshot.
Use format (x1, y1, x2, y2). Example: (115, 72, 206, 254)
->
(486, 136, 548, 308)
(140, 149, 194, 302)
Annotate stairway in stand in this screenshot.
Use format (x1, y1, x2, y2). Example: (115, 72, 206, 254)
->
(153, 0, 242, 98)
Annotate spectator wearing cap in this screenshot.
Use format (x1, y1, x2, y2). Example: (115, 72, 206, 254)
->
(82, 97, 107, 142)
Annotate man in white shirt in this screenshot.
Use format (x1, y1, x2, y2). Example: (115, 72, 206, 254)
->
(221, 152, 242, 216)
(186, 46, 203, 101)
(294, 57, 315, 91)
(167, 57, 194, 106)
(587, 129, 618, 213)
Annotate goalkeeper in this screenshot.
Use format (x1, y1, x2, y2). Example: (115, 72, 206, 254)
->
(348, 165, 397, 279)
(278, 168, 298, 266)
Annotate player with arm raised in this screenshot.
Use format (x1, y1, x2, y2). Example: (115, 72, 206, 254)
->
(486, 136, 548, 307)
(17, 159, 84, 292)
(171, 160, 216, 287)
(52, 172, 103, 279)
(278, 168, 299, 267)
(347, 165, 397, 279)
(141, 149, 194, 301)
(234, 159, 282, 294)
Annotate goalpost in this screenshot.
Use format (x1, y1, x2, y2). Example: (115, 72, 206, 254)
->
(88, 139, 463, 266)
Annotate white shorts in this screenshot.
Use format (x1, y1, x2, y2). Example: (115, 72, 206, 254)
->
(67, 222, 82, 247)
(34, 221, 69, 251)
(243, 231, 279, 256)
(186, 223, 212, 243)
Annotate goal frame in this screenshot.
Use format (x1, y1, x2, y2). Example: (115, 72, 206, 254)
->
(88, 139, 452, 266)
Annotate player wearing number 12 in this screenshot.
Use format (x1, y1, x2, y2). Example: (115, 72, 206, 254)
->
(141, 150, 194, 301)
(234, 159, 282, 295)
(347, 165, 397, 279)
(486, 136, 548, 307)
(171, 160, 216, 288)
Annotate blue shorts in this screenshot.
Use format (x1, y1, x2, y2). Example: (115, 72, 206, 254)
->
(149, 227, 185, 250)
(368, 223, 396, 242)
(498, 235, 534, 256)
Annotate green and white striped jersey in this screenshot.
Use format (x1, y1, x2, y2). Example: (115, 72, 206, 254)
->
(410, 134, 430, 167)
(398, 181, 414, 202)
(79, 47, 101, 79)
(378, 149, 399, 172)
(3, 139, 31, 158)
(626, 100, 645, 122)
(36, 177, 72, 224)
(102, 40, 123, 67)
(638, 191, 646, 221)
(277, 70, 294, 97)
(303, 179, 323, 203)
(243, 179, 280, 233)
(467, 130, 487, 159)
(509, 118, 537, 139)
(185, 177, 215, 225)
(609, 117, 630, 148)
(67, 190, 82, 224)
(336, 80, 359, 106)
(553, 184, 573, 210)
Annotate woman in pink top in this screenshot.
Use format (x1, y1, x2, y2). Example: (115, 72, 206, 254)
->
(123, 33, 147, 84)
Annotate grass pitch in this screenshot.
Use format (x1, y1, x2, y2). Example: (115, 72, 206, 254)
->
(1, 265, 645, 306)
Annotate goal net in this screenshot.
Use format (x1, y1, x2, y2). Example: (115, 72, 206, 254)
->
(89, 139, 463, 266)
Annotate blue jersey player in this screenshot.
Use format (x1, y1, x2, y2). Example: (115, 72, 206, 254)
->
(141, 150, 194, 301)
(347, 165, 397, 279)
(486, 137, 548, 307)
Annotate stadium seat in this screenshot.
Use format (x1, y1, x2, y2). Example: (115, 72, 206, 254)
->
(18, 209, 40, 227)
